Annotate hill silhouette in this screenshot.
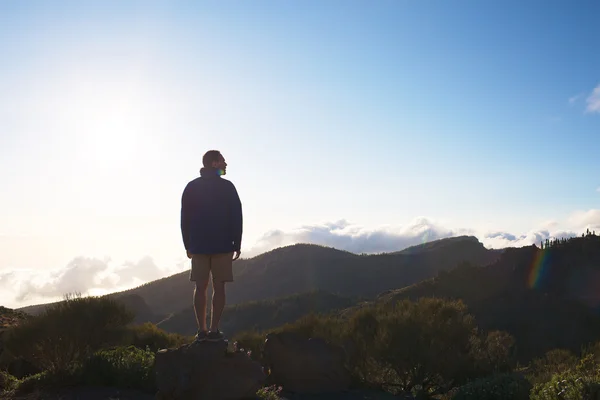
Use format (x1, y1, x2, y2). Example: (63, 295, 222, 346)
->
(376, 233, 600, 361)
(113, 236, 501, 317)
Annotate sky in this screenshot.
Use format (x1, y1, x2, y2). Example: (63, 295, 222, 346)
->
(1, 0, 599, 308)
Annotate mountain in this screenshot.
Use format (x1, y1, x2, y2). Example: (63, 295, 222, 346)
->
(156, 290, 360, 337)
(107, 235, 501, 318)
(376, 233, 600, 361)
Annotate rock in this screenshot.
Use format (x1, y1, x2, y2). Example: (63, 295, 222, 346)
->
(264, 332, 351, 394)
(154, 340, 266, 400)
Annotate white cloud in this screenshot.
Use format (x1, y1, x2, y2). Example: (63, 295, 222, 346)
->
(245, 217, 462, 257)
(568, 209, 600, 230)
(586, 84, 600, 113)
(0, 255, 187, 307)
(482, 229, 576, 249)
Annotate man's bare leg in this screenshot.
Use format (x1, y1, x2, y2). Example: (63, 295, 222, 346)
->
(194, 278, 210, 332)
(210, 280, 226, 331)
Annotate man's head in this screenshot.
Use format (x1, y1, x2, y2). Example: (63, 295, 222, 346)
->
(202, 150, 227, 175)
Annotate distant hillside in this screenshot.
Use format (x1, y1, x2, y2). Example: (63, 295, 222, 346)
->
(18, 293, 162, 325)
(109, 236, 501, 317)
(376, 233, 600, 361)
(157, 290, 360, 337)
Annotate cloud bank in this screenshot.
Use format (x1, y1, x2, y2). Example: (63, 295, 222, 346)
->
(245, 217, 584, 257)
(0, 256, 187, 306)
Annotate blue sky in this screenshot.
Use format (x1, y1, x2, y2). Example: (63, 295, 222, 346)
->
(1, 1, 599, 307)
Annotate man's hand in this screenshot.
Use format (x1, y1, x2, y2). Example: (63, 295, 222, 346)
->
(233, 250, 241, 261)
(187, 250, 192, 259)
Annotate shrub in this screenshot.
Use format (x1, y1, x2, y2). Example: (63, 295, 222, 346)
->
(15, 369, 79, 394)
(3, 294, 134, 371)
(346, 298, 479, 396)
(469, 330, 516, 377)
(233, 330, 267, 365)
(0, 370, 18, 392)
(529, 369, 600, 400)
(451, 373, 531, 400)
(126, 322, 190, 352)
(79, 346, 156, 393)
(256, 384, 283, 399)
(527, 349, 579, 385)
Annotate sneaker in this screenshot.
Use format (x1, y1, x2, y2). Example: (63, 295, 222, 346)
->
(194, 330, 208, 342)
(206, 329, 225, 342)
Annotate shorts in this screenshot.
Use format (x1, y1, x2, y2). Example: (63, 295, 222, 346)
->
(189, 252, 234, 283)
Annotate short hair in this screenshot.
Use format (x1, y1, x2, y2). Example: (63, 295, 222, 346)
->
(202, 150, 222, 168)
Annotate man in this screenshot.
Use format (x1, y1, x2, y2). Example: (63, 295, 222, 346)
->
(180, 150, 243, 342)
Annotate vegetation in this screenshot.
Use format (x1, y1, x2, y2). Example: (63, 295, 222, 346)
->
(450, 373, 531, 400)
(2, 294, 134, 372)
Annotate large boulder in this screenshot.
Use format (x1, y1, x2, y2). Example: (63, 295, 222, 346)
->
(155, 340, 266, 400)
(264, 332, 351, 394)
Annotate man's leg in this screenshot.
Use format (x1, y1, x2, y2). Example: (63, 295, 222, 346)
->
(210, 280, 226, 332)
(194, 278, 210, 332)
(206, 252, 234, 341)
(190, 254, 211, 340)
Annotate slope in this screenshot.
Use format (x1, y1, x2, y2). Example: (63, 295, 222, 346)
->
(377, 233, 600, 361)
(156, 290, 360, 337)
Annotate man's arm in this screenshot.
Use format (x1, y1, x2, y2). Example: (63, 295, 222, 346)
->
(180, 184, 192, 253)
(230, 183, 243, 256)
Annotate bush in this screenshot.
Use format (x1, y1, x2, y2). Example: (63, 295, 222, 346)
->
(126, 322, 190, 352)
(256, 384, 283, 400)
(345, 298, 479, 396)
(79, 346, 156, 393)
(15, 346, 156, 394)
(529, 369, 600, 400)
(3, 294, 134, 371)
(527, 349, 579, 385)
(15, 369, 79, 394)
(451, 373, 531, 400)
(0, 370, 18, 392)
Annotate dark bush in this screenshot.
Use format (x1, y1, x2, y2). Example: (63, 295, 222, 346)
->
(451, 373, 531, 400)
(3, 294, 134, 371)
(529, 369, 600, 400)
(79, 346, 156, 393)
(0, 370, 18, 392)
(126, 322, 190, 352)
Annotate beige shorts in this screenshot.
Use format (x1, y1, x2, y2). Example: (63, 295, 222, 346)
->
(189, 252, 234, 283)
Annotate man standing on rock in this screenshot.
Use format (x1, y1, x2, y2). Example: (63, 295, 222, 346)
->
(180, 150, 243, 342)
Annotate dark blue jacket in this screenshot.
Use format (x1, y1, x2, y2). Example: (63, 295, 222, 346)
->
(180, 168, 243, 254)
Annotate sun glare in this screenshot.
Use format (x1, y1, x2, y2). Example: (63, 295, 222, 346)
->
(65, 78, 150, 164)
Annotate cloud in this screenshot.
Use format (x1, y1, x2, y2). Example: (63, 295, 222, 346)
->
(596, 187, 600, 193)
(586, 84, 600, 113)
(0, 255, 182, 305)
(569, 209, 600, 230)
(482, 229, 577, 249)
(569, 93, 583, 104)
(246, 217, 470, 257)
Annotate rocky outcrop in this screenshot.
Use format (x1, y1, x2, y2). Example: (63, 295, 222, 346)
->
(264, 332, 351, 394)
(154, 340, 266, 400)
